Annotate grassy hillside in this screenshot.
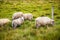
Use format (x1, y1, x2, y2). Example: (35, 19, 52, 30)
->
(0, 0, 60, 40)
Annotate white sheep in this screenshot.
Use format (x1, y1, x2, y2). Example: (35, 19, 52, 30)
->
(35, 16, 54, 28)
(12, 12, 23, 20)
(23, 13, 33, 20)
(0, 18, 11, 26)
(12, 17, 24, 29)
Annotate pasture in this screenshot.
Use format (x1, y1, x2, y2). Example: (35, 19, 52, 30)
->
(0, 0, 60, 40)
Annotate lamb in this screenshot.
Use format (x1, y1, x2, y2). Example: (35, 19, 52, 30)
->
(12, 17, 24, 29)
(35, 16, 54, 28)
(0, 18, 11, 26)
(23, 13, 33, 20)
(12, 12, 23, 20)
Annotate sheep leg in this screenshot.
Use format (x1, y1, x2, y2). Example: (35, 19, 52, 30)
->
(47, 25, 49, 29)
(35, 21, 40, 28)
(36, 24, 40, 29)
(12, 23, 17, 29)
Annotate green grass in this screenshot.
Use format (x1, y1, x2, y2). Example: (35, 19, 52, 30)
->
(0, 0, 60, 40)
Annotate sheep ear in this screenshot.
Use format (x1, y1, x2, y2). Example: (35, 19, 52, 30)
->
(51, 20, 54, 24)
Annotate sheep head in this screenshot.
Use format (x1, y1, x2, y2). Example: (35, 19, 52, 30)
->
(50, 19, 54, 26)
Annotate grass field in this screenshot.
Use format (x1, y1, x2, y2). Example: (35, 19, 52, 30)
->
(0, 0, 60, 40)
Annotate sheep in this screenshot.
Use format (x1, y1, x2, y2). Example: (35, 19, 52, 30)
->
(0, 18, 11, 26)
(12, 17, 24, 29)
(23, 13, 33, 20)
(12, 12, 23, 20)
(35, 16, 54, 28)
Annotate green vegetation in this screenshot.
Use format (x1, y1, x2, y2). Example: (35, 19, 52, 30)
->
(0, 0, 60, 40)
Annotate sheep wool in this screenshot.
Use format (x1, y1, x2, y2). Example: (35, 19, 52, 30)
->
(12, 12, 23, 20)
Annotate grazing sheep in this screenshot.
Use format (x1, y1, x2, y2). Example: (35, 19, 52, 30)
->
(12, 17, 24, 29)
(0, 18, 11, 26)
(12, 12, 23, 20)
(35, 17, 54, 28)
(23, 13, 33, 20)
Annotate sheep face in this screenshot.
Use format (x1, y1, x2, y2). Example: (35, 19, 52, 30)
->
(35, 23, 40, 28)
(19, 17, 24, 23)
(50, 20, 54, 26)
(21, 17, 24, 21)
